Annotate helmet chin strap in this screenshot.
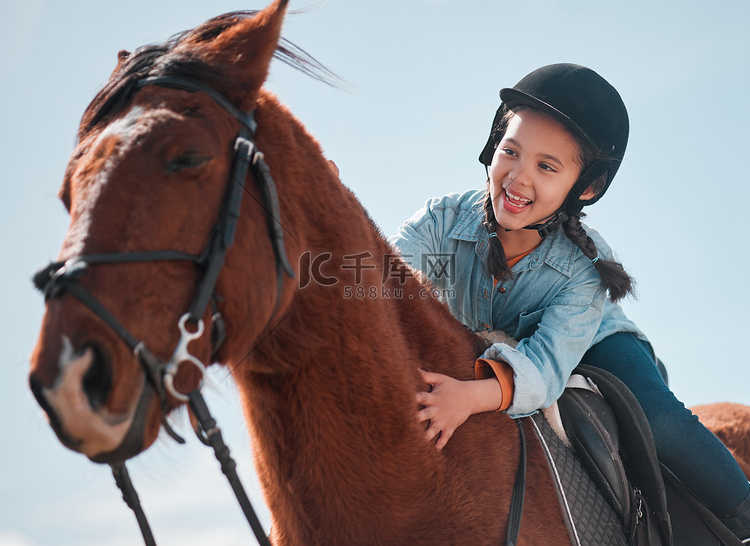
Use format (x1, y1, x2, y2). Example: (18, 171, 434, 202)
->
(523, 210, 569, 238)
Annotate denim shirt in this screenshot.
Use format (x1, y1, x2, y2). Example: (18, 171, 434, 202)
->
(389, 188, 645, 417)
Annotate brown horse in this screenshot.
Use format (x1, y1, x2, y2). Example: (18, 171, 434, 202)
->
(28, 1, 749, 544)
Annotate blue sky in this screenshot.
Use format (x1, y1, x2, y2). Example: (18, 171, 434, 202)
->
(2, 0, 749, 544)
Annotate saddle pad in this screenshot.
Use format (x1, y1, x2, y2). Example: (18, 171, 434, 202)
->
(530, 413, 628, 546)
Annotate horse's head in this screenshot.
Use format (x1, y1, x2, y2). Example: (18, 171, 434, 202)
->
(29, 0, 293, 463)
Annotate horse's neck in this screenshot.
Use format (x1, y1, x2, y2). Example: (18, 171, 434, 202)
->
(272, 211, 480, 379)
(259, 227, 480, 375)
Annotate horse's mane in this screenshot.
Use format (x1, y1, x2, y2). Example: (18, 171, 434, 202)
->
(79, 10, 340, 139)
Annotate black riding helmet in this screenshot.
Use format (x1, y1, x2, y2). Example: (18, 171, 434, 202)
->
(479, 63, 629, 236)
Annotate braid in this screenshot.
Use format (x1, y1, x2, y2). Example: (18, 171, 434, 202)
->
(562, 214, 635, 302)
(482, 189, 513, 281)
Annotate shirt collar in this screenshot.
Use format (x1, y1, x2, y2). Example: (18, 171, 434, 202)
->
(515, 227, 577, 277)
(447, 196, 578, 278)
(446, 198, 486, 242)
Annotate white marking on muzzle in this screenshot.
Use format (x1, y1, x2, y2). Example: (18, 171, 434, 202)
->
(43, 336, 135, 457)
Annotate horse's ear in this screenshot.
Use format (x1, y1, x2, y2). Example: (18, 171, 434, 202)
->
(174, 0, 289, 110)
(116, 50, 131, 70)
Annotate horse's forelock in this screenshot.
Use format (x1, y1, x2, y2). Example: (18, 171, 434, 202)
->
(79, 47, 220, 139)
(78, 10, 340, 140)
(78, 12, 261, 138)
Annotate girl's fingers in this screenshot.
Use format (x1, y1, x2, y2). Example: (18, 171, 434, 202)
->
(435, 428, 452, 450)
(425, 422, 454, 450)
(418, 368, 441, 387)
(415, 390, 434, 406)
(417, 405, 444, 444)
(424, 422, 441, 442)
(416, 405, 436, 423)
(416, 369, 457, 449)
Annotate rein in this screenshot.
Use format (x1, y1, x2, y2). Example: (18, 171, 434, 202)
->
(33, 75, 295, 546)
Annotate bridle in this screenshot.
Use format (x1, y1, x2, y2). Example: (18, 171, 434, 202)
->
(33, 75, 295, 546)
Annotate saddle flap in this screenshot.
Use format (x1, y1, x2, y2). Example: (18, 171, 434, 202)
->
(558, 386, 632, 523)
(573, 364, 673, 545)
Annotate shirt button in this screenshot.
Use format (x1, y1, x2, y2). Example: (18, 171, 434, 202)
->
(498, 287, 507, 294)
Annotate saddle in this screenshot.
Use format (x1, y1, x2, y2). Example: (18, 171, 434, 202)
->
(534, 364, 742, 546)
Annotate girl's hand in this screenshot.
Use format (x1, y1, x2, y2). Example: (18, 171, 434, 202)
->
(416, 369, 503, 450)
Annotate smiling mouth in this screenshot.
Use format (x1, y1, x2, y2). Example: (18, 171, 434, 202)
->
(504, 189, 532, 210)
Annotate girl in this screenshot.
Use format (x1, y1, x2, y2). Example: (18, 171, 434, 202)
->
(390, 63, 750, 541)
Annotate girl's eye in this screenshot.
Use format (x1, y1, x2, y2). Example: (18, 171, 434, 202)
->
(502, 148, 517, 157)
(166, 152, 211, 174)
(539, 162, 557, 173)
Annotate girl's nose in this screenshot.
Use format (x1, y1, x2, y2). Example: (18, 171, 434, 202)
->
(509, 164, 531, 186)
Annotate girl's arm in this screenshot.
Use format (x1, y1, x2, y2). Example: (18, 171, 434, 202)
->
(415, 261, 606, 448)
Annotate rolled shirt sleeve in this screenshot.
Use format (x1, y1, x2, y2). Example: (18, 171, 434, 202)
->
(482, 274, 606, 417)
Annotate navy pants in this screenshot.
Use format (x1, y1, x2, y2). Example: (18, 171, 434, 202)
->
(580, 332, 749, 512)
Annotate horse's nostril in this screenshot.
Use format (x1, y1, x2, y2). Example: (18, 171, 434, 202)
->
(82, 346, 112, 411)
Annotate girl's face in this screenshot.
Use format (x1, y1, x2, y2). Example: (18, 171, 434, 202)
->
(489, 109, 593, 232)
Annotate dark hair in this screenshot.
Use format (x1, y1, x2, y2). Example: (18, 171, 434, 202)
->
(482, 107, 635, 302)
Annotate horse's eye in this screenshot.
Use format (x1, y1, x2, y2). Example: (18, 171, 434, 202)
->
(166, 152, 211, 174)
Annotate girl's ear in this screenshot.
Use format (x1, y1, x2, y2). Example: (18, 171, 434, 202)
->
(579, 171, 608, 202)
(579, 185, 598, 201)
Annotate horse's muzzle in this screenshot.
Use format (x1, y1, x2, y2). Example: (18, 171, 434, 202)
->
(28, 340, 155, 463)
